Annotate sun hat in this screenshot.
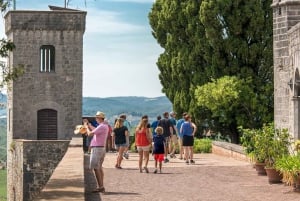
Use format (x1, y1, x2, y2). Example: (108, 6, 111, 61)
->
(95, 111, 105, 119)
(74, 125, 87, 135)
(170, 111, 176, 115)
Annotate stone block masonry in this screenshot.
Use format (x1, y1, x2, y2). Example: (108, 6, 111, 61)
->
(7, 140, 69, 201)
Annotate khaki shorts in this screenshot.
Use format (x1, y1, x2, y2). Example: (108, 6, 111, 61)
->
(89, 147, 106, 169)
(171, 134, 178, 144)
(137, 145, 151, 152)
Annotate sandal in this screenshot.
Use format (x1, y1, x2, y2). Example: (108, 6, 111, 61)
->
(92, 187, 105, 193)
(115, 164, 122, 169)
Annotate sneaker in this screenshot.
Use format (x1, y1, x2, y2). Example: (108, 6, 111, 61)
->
(123, 153, 129, 159)
(153, 169, 158, 174)
(185, 160, 189, 165)
(170, 153, 176, 158)
(144, 166, 149, 173)
(190, 160, 195, 164)
(164, 158, 169, 163)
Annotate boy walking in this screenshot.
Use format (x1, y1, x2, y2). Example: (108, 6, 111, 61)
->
(152, 126, 165, 173)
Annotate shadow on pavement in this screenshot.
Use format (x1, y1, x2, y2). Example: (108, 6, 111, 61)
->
(84, 154, 101, 201)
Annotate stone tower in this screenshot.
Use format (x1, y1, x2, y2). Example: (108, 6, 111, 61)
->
(272, 0, 300, 139)
(5, 6, 86, 200)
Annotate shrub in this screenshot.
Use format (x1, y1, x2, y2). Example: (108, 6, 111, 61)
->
(193, 138, 212, 153)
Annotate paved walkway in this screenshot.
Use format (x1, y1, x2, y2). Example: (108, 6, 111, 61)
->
(37, 137, 300, 201)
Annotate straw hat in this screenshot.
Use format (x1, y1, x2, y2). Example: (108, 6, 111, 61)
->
(74, 125, 87, 135)
(95, 111, 105, 119)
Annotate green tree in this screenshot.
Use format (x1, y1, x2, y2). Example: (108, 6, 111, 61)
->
(199, 0, 273, 126)
(195, 76, 257, 142)
(149, 0, 273, 143)
(149, 0, 210, 117)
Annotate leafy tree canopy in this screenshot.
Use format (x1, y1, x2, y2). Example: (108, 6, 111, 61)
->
(149, 0, 273, 143)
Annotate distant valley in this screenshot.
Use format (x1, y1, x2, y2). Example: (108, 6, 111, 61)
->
(83, 96, 173, 125)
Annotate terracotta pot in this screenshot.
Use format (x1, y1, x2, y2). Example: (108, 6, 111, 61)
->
(293, 175, 300, 192)
(255, 162, 267, 175)
(265, 167, 282, 184)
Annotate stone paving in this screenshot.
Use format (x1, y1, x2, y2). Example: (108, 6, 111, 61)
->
(37, 137, 300, 201)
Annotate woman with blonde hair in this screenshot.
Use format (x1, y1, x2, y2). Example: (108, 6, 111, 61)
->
(135, 115, 152, 173)
(112, 118, 129, 169)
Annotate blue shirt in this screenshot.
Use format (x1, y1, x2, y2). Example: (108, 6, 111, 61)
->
(176, 119, 184, 138)
(169, 117, 177, 134)
(181, 121, 193, 136)
(151, 120, 159, 137)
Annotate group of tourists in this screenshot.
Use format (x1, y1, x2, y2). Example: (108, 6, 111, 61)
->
(82, 110, 197, 193)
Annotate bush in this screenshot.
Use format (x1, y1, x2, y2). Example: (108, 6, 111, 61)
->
(193, 138, 212, 153)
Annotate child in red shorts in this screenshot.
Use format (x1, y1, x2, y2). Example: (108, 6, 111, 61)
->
(153, 126, 165, 173)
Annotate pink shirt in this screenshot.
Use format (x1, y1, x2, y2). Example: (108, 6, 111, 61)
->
(90, 122, 109, 147)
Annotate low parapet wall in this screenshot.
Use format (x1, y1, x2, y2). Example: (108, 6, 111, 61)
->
(212, 141, 250, 162)
(7, 140, 70, 201)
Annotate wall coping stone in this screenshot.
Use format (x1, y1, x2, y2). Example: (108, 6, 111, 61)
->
(212, 141, 245, 154)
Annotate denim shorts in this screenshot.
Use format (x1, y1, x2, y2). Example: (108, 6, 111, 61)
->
(115, 143, 128, 149)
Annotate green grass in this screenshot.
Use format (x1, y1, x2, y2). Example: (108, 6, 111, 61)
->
(0, 169, 6, 201)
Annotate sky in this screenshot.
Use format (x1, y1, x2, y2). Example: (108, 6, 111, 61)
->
(0, 0, 164, 98)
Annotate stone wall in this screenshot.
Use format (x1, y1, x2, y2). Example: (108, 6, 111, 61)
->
(272, 0, 300, 139)
(212, 141, 250, 162)
(7, 140, 69, 201)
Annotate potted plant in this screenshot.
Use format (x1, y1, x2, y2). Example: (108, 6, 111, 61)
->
(275, 140, 300, 190)
(240, 126, 267, 175)
(262, 125, 290, 183)
(240, 122, 291, 179)
(239, 127, 256, 164)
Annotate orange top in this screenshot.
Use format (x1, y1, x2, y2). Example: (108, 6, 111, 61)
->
(135, 127, 150, 146)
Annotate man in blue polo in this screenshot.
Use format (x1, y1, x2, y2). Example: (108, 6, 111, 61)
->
(158, 111, 173, 163)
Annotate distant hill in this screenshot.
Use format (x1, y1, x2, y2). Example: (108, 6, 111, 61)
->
(0, 95, 173, 123)
(83, 96, 173, 125)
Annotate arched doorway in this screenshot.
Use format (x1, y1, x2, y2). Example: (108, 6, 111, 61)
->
(294, 68, 300, 139)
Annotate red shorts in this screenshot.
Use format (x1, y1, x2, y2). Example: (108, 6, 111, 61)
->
(154, 154, 164, 162)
